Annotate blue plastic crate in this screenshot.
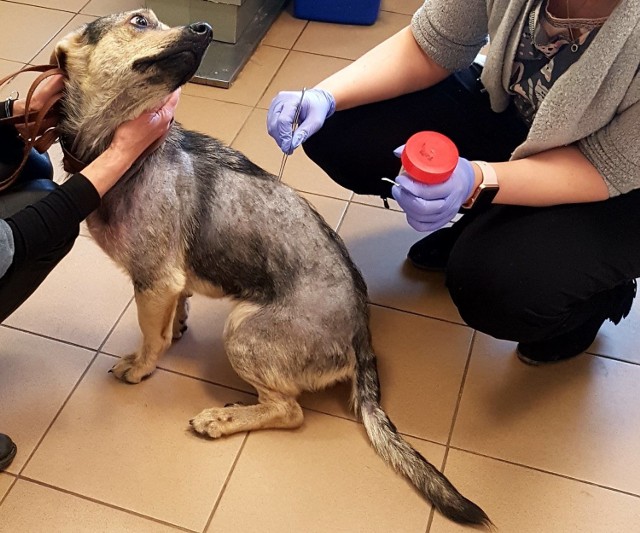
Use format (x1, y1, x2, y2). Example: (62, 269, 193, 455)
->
(293, 0, 381, 25)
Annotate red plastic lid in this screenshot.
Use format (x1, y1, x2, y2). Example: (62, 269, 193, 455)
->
(400, 131, 459, 184)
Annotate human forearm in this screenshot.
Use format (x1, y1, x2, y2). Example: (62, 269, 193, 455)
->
(484, 146, 610, 206)
(316, 27, 450, 111)
(81, 146, 134, 197)
(6, 174, 99, 267)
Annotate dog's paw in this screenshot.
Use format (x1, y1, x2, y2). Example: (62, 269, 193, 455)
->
(189, 407, 236, 439)
(172, 295, 191, 340)
(109, 355, 156, 384)
(172, 322, 188, 341)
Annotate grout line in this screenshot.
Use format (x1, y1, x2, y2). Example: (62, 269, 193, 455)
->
(2, 0, 77, 14)
(0, 323, 117, 354)
(0, 473, 18, 508)
(12, 476, 197, 532)
(426, 328, 477, 532)
(447, 445, 640, 500)
(202, 433, 250, 532)
(16, 295, 135, 476)
(368, 301, 469, 329)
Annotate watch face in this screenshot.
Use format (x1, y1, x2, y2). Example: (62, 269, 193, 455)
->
(473, 184, 500, 209)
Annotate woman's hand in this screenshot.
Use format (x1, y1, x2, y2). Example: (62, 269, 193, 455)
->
(12, 74, 66, 117)
(267, 89, 336, 154)
(82, 89, 181, 197)
(392, 152, 477, 232)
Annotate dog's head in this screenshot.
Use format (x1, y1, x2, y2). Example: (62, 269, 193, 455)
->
(53, 9, 212, 146)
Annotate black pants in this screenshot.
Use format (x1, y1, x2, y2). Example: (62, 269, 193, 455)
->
(303, 66, 640, 343)
(0, 150, 75, 322)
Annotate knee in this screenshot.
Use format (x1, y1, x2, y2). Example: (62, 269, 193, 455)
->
(446, 241, 566, 342)
(302, 115, 394, 197)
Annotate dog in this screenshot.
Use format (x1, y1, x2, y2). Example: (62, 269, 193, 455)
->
(52, 9, 490, 527)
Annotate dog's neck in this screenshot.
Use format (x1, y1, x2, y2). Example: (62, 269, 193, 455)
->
(59, 81, 150, 162)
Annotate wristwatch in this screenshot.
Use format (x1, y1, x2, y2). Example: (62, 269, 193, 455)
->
(462, 160, 499, 209)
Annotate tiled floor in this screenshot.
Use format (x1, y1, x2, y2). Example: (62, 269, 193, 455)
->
(1, 1, 639, 532)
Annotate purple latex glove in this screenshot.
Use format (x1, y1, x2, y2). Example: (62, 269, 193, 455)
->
(267, 88, 336, 155)
(391, 146, 476, 232)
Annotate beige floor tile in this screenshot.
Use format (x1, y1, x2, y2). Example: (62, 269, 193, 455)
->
(261, 8, 308, 49)
(338, 202, 462, 321)
(293, 11, 411, 60)
(257, 50, 351, 109)
(0, 3, 73, 64)
(432, 449, 640, 533)
(452, 333, 640, 496)
(353, 191, 402, 211)
(230, 107, 285, 175)
(23, 354, 253, 531)
(282, 140, 354, 198)
(0, 479, 183, 533)
(231, 107, 352, 198)
(302, 305, 472, 444)
(81, 0, 144, 17)
(299, 191, 348, 230)
(0, 328, 94, 473)
(183, 45, 287, 107)
(175, 94, 252, 146)
(7, 0, 86, 13)
(0, 474, 14, 500)
(31, 14, 97, 66)
(589, 296, 640, 364)
(3, 236, 133, 349)
(207, 410, 440, 533)
(0, 60, 31, 101)
(381, 0, 424, 15)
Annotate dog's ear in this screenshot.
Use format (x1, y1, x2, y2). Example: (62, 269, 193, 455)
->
(50, 28, 85, 71)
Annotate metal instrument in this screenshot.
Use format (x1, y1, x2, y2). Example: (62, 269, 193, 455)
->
(277, 87, 306, 181)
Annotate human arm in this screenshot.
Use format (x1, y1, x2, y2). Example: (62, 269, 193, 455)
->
(317, 26, 451, 111)
(0, 89, 180, 275)
(393, 146, 613, 232)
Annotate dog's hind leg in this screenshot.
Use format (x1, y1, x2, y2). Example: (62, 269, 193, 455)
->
(190, 388, 304, 438)
(190, 301, 306, 438)
(111, 286, 182, 383)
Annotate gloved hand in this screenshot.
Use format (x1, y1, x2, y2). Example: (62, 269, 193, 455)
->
(267, 88, 336, 155)
(391, 146, 476, 232)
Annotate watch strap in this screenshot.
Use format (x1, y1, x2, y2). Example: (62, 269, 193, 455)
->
(462, 160, 499, 209)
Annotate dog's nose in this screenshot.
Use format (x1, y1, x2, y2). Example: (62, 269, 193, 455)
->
(189, 22, 212, 37)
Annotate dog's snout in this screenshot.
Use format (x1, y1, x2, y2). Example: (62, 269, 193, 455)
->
(189, 22, 212, 37)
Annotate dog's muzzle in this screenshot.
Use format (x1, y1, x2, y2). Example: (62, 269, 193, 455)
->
(132, 22, 213, 86)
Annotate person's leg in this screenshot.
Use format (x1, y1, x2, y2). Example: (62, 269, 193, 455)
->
(0, 151, 70, 323)
(303, 65, 529, 199)
(0, 151, 63, 471)
(446, 189, 640, 362)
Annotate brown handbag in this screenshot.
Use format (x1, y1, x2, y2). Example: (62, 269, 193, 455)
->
(0, 64, 65, 192)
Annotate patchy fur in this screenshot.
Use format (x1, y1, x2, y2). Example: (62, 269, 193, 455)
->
(53, 9, 490, 527)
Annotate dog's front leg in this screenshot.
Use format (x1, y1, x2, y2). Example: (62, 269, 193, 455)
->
(111, 287, 181, 384)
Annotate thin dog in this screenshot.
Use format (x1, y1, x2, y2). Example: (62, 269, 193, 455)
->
(52, 9, 490, 527)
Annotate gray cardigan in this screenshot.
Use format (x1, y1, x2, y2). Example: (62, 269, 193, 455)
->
(411, 0, 640, 196)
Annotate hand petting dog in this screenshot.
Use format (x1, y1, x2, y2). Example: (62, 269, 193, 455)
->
(82, 88, 180, 197)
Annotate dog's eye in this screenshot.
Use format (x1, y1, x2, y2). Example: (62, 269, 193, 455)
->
(130, 15, 149, 29)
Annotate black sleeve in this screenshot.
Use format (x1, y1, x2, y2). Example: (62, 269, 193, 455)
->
(0, 120, 24, 167)
(6, 173, 100, 266)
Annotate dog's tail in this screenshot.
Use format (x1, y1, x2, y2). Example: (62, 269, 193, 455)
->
(352, 329, 491, 528)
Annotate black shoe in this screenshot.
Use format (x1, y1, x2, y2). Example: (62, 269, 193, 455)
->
(407, 226, 460, 272)
(0, 434, 17, 471)
(517, 279, 637, 365)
